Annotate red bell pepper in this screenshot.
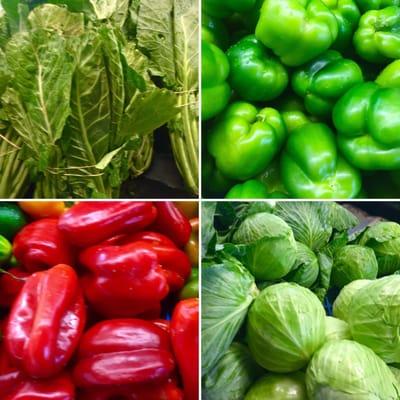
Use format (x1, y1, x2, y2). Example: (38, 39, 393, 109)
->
(77, 380, 183, 400)
(0, 370, 75, 400)
(171, 298, 199, 400)
(0, 268, 30, 308)
(79, 242, 169, 318)
(152, 202, 192, 247)
(5, 264, 86, 378)
(73, 319, 175, 388)
(58, 201, 157, 247)
(13, 219, 73, 272)
(110, 231, 192, 291)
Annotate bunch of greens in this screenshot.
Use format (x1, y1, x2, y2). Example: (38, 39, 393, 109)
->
(0, 0, 198, 198)
(202, 201, 400, 399)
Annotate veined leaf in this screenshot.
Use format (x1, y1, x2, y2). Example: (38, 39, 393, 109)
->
(28, 4, 85, 36)
(2, 29, 74, 152)
(89, 0, 129, 27)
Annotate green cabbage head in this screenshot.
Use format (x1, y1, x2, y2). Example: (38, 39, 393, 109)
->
(359, 221, 400, 276)
(245, 372, 308, 400)
(247, 282, 325, 372)
(306, 340, 400, 399)
(232, 212, 297, 280)
(325, 316, 351, 342)
(332, 279, 371, 322)
(348, 275, 400, 363)
(331, 245, 378, 288)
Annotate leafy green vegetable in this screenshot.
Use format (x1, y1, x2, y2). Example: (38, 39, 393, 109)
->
(202, 254, 259, 376)
(348, 275, 400, 363)
(332, 279, 371, 322)
(359, 221, 400, 276)
(203, 342, 263, 400)
(201, 201, 217, 256)
(306, 340, 400, 399)
(232, 212, 297, 280)
(247, 283, 326, 372)
(325, 316, 351, 342)
(331, 245, 378, 288)
(245, 372, 308, 400)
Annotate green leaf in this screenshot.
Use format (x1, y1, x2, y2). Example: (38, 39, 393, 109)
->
(89, 0, 129, 27)
(28, 4, 85, 36)
(201, 201, 217, 256)
(2, 29, 74, 151)
(329, 203, 359, 232)
(202, 255, 258, 376)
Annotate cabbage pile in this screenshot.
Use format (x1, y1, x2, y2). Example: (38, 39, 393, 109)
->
(202, 201, 400, 399)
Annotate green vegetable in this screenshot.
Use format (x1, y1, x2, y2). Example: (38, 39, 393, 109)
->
(225, 180, 269, 199)
(376, 59, 400, 88)
(292, 50, 363, 118)
(245, 372, 308, 400)
(281, 123, 362, 198)
(232, 212, 297, 280)
(325, 316, 351, 341)
(333, 82, 400, 170)
(202, 255, 259, 375)
(332, 279, 372, 321)
(227, 35, 288, 102)
(202, 12, 229, 49)
(355, 0, 400, 12)
(203, 0, 256, 18)
(179, 268, 198, 299)
(354, 6, 400, 63)
(208, 102, 287, 181)
(306, 340, 400, 399)
(285, 241, 319, 288)
(359, 221, 400, 275)
(202, 40, 231, 121)
(0, 235, 12, 264)
(332, 245, 378, 288)
(255, 0, 338, 66)
(203, 342, 263, 400)
(348, 275, 400, 363)
(247, 283, 326, 372)
(0, 203, 26, 239)
(390, 366, 400, 384)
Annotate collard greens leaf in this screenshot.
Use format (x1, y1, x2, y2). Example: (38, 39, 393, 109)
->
(202, 255, 259, 376)
(89, 0, 129, 27)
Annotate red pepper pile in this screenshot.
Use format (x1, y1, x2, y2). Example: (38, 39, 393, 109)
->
(0, 201, 199, 400)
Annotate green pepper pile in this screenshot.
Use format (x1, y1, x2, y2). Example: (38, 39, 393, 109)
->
(202, 0, 400, 199)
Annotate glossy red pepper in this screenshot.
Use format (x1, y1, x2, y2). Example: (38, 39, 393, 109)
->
(171, 298, 199, 400)
(5, 264, 86, 378)
(73, 319, 176, 388)
(0, 268, 30, 308)
(77, 380, 183, 400)
(0, 370, 75, 400)
(58, 202, 157, 247)
(79, 242, 169, 318)
(112, 231, 192, 291)
(152, 202, 192, 247)
(13, 219, 73, 272)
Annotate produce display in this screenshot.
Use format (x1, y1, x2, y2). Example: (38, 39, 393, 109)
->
(201, 201, 400, 399)
(202, 0, 400, 199)
(0, 0, 198, 198)
(0, 201, 199, 399)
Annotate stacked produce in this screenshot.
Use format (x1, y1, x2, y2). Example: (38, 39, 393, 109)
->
(202, 201, 400, 399)
(0, 0, 198, 198)
(0, 201, 199, 399)
(202, 0, 400, 198)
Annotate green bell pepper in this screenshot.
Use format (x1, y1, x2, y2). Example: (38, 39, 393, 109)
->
(0, 204, 26, 240)
(0, 235, 12, 264)
(226, 35, 288, 102)
(225, 179, 269, 198)
(202, 151, 235, 197)
(333, 82, 400, 169)
(321, 0, 361, 51)
(354, 6, 400, 63)
(202, 13, 230, 49)
(292, 50, 363, 118)
(355, 0, 399, 12)
(202, 40, 231, 121)
(376, 59, 400, 87)
(203, 0, 256, 18)
(281, 123, 362, 198)
(179, 268, 199, 299)
(207, 102, 287, 180)
(255, 0, 338, 66)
